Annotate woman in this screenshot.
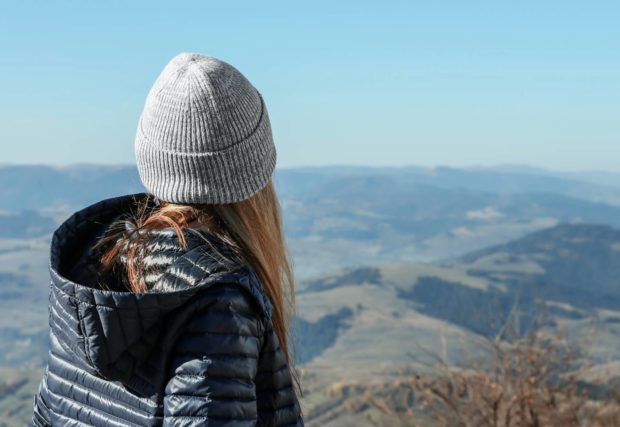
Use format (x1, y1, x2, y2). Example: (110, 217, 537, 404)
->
(32, 52, 303, 426)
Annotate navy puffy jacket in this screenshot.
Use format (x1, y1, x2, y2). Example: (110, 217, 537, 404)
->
(32, 193, 303, 426)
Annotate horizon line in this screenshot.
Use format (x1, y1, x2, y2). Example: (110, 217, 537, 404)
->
(1, 162, 620, 175)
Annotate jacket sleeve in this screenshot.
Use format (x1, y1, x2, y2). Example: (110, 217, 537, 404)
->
(163, 282, 265, 427)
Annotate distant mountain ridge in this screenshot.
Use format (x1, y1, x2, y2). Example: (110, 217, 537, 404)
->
(0, 164, 143, 210)
(457, 223, 620, 305)
(4, 163, 620, 210)
(6, 163, 620, 277)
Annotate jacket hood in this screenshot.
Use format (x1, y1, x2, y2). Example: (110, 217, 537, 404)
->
(47, 192, 272, 397)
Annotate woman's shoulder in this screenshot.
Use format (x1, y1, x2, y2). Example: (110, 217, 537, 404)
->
(171, 232, 274, 320)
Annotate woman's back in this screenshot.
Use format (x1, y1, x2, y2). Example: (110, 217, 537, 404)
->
(33, 51, 302, 426)
(32, 192, 302, 426)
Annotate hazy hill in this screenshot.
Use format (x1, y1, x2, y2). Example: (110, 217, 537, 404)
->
(5, 163, 620, 212)
(296, 223, 620, 425)
(299, 223, 620, 371)
(6, 164, 620, 277)
(0, 165, 143, 210)
(6, 164, 620, 210)
(458, 223, 620, 309)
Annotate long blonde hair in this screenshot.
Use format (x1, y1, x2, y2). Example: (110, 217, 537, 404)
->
(93, 179, 298, 389)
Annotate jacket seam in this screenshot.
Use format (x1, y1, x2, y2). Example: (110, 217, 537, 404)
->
(51, 267, 256, 311)
(48, 349, 159, 410)
(43, 382, 136, 426)
(172, 351, 259, 360)
(180, 330, 262, 339)
(46, 369, 153, 418)
(76, 305, 96, 370)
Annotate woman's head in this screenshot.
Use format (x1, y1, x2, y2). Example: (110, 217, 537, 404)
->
(96, 53, 296, 369)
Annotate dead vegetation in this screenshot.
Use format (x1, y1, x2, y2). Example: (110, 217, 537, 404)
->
(366, 310, 620, 426)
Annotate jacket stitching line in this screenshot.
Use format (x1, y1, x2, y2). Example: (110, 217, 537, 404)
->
(48, 311, 79, 342)
(47, 411, 90, 427)
(165, 393, 212, 401)
(172, 373, 207, 379)
(46, 369, 153, 418)
(48, 349, 159, 410)
(51, 270, 251, 310)
(43, 381, 134, 426)
(181, 330, 262, 339)
(77, 308, 96, 371)
(171, 351, 259, 360)
(50, 297, 79, 329)
(164, 415, 208, 420)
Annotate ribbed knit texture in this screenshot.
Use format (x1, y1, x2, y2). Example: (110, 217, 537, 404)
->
(135, 52, 277, 204)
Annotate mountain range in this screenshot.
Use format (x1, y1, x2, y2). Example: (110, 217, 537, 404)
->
(6, 164, 620, 277)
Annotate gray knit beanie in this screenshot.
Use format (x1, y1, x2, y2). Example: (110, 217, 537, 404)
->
(134, 52, 276, 204)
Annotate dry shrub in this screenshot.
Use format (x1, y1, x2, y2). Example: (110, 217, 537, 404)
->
(368, 311, 620, 427)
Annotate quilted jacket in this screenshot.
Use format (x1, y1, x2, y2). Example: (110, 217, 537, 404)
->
(32, 192, 303, 426)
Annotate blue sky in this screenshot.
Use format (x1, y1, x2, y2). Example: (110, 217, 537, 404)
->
(0, 1, 618, 171)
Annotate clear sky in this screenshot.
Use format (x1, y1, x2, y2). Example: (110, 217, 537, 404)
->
(0, 1, 618, 171)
